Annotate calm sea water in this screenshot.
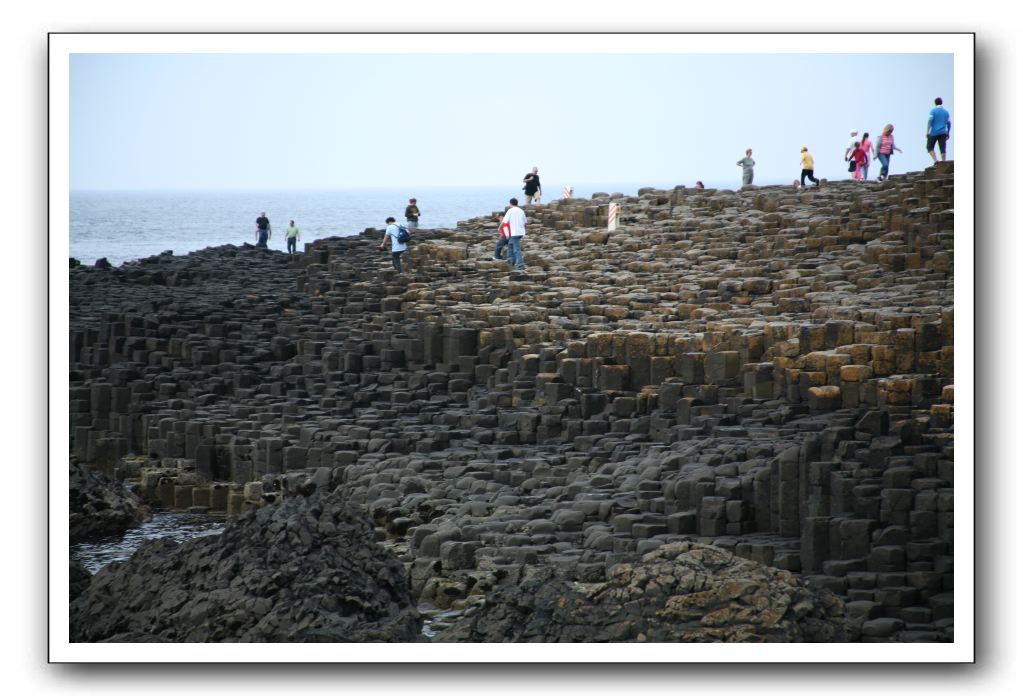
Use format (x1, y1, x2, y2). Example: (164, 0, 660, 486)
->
(71, 511, 226, 574)
(69, 182, 709, 266)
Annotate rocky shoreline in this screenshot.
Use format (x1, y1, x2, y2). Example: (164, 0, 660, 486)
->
(69, 164, 955, 642)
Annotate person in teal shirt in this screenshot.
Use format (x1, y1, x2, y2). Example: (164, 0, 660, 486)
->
(926, 97, 951, 163)
(285, 220, 300, 255)
(736, 149, 755, 187)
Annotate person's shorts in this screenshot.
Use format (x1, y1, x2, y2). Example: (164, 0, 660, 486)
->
(927, 134, 948, 153)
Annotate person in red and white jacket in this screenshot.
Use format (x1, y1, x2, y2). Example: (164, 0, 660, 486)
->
(493, 207, 511, 261)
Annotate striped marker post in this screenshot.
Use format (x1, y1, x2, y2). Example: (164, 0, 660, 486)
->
(563, 185, 573, 199)
(608, 202, 620, 231)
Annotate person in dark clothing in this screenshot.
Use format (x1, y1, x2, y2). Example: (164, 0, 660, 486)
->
(255, 212, 271, 248)
(522, 167, 542, 205)
(405, 198, 420, 229)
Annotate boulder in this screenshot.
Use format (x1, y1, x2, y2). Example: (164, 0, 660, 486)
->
(69, 560, 91, 603)
(70, 492, 423, 642)
(69, 458, 150, 541)
(438, 541, 848, 642)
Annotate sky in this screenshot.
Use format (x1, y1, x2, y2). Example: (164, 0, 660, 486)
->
(69, 48, 955, 192)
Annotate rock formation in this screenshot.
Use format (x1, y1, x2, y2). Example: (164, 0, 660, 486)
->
(69, 560, 91, 603)
(69, 492, 423, 642)
(69, 456, 150, 541)
(69, 164, 956, 642)
(437, 540, 848, 642)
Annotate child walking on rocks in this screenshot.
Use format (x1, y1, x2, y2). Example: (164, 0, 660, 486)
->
(493, 209, 511, 261)
(848, 142, 868, 181)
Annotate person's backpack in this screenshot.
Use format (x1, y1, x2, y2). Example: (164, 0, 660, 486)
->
(396, 224, 411, 244)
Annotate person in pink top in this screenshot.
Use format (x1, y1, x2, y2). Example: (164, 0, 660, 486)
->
(859, 132, 874, 181)
(873, 124, 903, 181)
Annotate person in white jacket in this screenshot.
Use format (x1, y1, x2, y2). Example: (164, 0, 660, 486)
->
(379, 216, 408, 273)
(500, 198, 527, 270)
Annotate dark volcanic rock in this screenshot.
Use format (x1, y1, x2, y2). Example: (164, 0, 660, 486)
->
(69, 560, 92, 603)
(69, 458, 150, 541)
(438, 541, 848, 642)
(69, 165, 956, 642)
(70, 492, 423, 642)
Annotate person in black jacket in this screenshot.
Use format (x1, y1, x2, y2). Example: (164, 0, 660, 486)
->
(404, 198, 420, 229)
(522, 167, 542, 205)
(255, 212, 271, 248)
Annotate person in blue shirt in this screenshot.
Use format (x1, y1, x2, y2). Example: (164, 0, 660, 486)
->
(926, 97, 951, 163)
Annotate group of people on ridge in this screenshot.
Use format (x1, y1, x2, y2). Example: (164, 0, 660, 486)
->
(257, 99, 952, 276)
(844, 127, 900, 181)
(733, 97, 951, 188)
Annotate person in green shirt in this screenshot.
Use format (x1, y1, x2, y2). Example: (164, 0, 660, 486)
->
(285, 220, 300, 255)
(736, 148, 755, 187)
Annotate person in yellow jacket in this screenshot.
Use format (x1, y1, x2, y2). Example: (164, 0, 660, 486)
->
(799, 146, 820, 187)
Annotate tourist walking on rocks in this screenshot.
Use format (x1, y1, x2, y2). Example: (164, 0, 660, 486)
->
(405, 198, 420, 229)
(859, 133, 873, 181)
(845, 130, 860, 179)
(848, 142, 868, 181)
(522, 167, 542, 205)
(255, 212, 271, 248)
(799, 147, 820, 187)
(500, 198, 527, 270)
(736, 149, 755, 187)
(493, 208, 511, 261)
(379, 216, 408, 273)
(927, 97, 951, 162)
(285, 220, 300, 254)
(874, 124, 902, 180)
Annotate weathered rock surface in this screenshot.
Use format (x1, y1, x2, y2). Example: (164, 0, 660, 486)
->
(69, 560, 92, 603)
(69, 492, 423, 642)
(69, 457, 150, 541)
(69, 164, 955, 642)
(437, 540, 848, 642)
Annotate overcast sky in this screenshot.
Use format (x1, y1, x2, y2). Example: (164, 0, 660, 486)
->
(70, 46, 954, 191)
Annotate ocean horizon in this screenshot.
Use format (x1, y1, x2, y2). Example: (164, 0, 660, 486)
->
(69, 181, 739, 266)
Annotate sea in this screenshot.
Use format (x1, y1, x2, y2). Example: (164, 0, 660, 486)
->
(68, 182, 724, 267)
(71, 511, 226, 574)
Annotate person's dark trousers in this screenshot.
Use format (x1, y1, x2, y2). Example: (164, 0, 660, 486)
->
(800, 169, 819, 186)
(257, 230, 268, 247)
(392, 251, 404, 272)
(494, 236, 508, 259)
(287, 237, 296, 254)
